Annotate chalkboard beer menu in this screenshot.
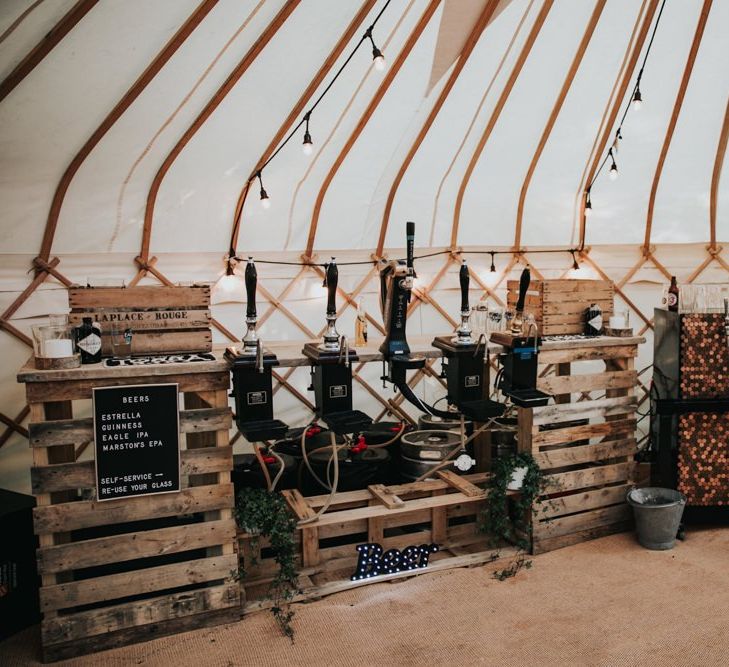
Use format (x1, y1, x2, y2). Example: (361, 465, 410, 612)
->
(93, 383, 180, 501)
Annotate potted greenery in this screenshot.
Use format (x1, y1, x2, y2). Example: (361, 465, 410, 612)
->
(235, 488, 299, 640)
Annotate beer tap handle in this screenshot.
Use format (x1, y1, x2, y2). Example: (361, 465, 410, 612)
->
(325, 258, 338, 317)
(516, 267, 531, 314)
(245, 257, 257, 320)
(459, 259, 470, 313)
(406, 222, 415, 276)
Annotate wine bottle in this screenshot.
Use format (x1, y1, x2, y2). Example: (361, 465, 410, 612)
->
(75, 317, 102, 364)
(667, 276, 679, 312)
(355, 297, 368, 346)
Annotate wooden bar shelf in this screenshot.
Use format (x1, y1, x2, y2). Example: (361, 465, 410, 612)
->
(17, 356, 239, 663)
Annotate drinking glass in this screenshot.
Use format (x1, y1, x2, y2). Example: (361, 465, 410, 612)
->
(488, 307, 505, 333)
(472, 304, 488, 338)
(110, 324, 133, 359)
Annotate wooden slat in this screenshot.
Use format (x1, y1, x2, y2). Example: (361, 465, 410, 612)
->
(643, 0, 713, 249)
(544, 462, 633, 493)
(710, 98, 729, 248)
(37, 518, 236, 575)
(68, 309, 211, 330)
(533, 520, 632, 555)
(26, 371, 229, 402)
(436, 470, 486, 498)
(29, 407, 231, 448)
(538, 345, 638, 364)
(40, 553, 237, 612)
(31, 446, 233, 494)
(532, 418, 636, 448)
(541, 299, 613, 315)
(538, 369, 636, 395)
(44, 605, 240, 663)
(33, 483, 234, 534)
(96, 330, 212, 355)
(281, 488, 316, 520)
(534, 438, 635, 469)
(68, 285, 210, 309)
(534, 504, 631, 540)
(42, 582, 239, 646)
(368, 484, 405, 509)
(532, 396, 636, 426)
(538, 484, 631, 520)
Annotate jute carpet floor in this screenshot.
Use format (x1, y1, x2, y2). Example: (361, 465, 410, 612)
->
(2, 527, 727, 666)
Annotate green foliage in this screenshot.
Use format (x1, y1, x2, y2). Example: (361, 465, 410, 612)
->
(235, 488, 299, 641)
(480, 451, 544, 580)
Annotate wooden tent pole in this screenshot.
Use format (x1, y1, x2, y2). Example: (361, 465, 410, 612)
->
(709, 98, 729, 250)
(140, 0, 301, 263)
(305, 0, 442, 258)
(577, 0, 660, 249)
(376, 0, 501, 257)
(451, 0, 554, 249)
(229, 0, 378, 253)
(38, 0, 219, 264)
(0, 0, 98, 104)
(643, 0, 713, 250)
(514, 0, 606, 250)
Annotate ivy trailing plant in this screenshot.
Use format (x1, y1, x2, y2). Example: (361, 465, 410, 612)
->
(235, 488, 299, 641)
(480, 451, 546, 580)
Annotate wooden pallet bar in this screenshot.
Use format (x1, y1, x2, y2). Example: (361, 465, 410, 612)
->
(517, 335, 644, 554)
(17, 353, 239, 663)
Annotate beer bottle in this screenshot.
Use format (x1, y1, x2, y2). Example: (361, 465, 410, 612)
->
(667, 276, 679, 312)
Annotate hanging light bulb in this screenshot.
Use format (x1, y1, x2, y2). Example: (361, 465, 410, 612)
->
(366, 28, 385, 71)
(212, 250, 246, 304)
(256, 171, 270, 209)
(584, 189, 592, 217)
(489, 251, 496, 273)
(632, 85, 642, 111)
(571, 250, 580, 272)
(302, 113, 313, 156)
(608, 148, 618, 181)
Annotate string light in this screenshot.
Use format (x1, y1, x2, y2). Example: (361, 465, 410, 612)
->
(489, 251, 496, 273)
(571, 250, 579, 271)
(632, 83, 643, 111)
(584, 189, 592, 217)
(256, 171, 270, 209)
(365, 27, 386, 71)
(302, 113, 313, 156)
(608, 148, 618, 181)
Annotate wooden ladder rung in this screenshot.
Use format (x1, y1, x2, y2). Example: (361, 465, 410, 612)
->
(436, 470, 486, 498)
(281, 489, 317, 521)
(367, 484, 405, 509)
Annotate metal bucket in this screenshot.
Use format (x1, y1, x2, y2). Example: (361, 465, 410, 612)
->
(627, 487, 687, 550)
(400, 430, 462, 481)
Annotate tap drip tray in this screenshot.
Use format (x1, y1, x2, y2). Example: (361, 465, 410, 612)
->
(505, 388, 551, 408)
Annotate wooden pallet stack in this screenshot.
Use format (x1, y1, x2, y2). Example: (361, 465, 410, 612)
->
(507, 279, 614, 336)
(516, 337, 641, 554)
(18, 356, 239, 662)
(238, 471, 518, 612)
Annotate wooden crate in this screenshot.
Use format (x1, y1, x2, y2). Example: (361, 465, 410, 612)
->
(238, 472, 518, 612)
(507, 279, 614, 335)
(68, 285, 212, 355)
(517, 337, 640, 554)
(17, 357, 239, 662)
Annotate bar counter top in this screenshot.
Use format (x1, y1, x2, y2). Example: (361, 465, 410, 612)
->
(18, 333, 645, 383)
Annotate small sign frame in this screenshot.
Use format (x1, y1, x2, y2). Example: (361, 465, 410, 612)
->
(93, 383, 180, 501)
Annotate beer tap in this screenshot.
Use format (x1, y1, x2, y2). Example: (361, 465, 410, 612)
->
(242, 257, 259, 355)
(510, 267, 531, 335)
(321, 258, 340, 352)
(453, 259, 474, 345)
